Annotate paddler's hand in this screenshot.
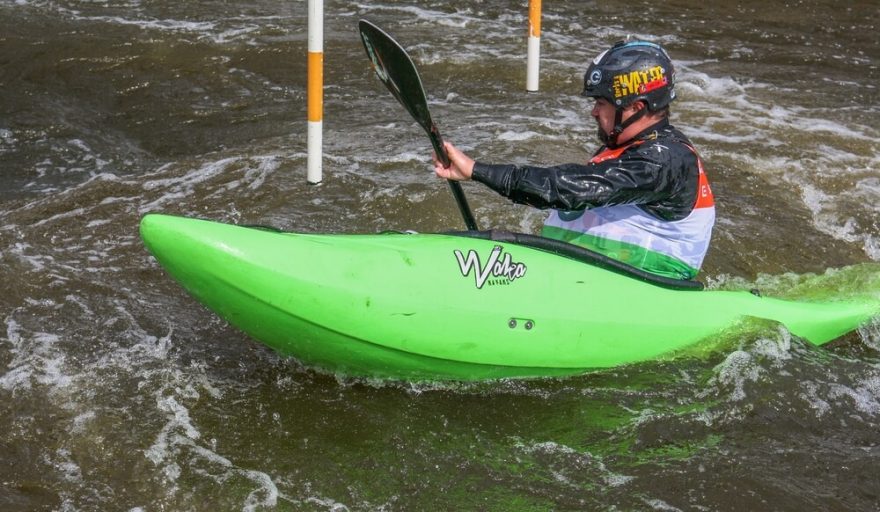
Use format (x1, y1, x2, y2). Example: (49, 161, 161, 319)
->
(433, 142, 474, 181)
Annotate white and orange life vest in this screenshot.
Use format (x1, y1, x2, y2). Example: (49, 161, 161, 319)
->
(542, 143, 715, 280)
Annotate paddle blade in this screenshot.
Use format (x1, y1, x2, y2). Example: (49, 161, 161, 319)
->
(357, 19, 473, 229)
(358, 21, 440, 145)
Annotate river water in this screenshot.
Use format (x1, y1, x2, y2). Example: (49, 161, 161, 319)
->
(2, 0, 880, 510)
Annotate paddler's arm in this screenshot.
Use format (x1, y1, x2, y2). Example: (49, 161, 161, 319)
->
(433, 141, 666, 211)
(471, 161, 619, 210)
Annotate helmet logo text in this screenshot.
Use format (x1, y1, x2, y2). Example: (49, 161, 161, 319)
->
(612, 65, 667, 99)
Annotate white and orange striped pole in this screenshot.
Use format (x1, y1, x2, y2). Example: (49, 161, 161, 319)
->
(307, 0, 323, 184)
(526, 0, 542, 92)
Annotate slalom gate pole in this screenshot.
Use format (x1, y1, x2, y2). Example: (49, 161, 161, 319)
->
(307, 0, 324, 184)
(526, 0, 542, 92)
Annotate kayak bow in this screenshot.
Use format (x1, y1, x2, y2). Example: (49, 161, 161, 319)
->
(140, 214, 880, 381)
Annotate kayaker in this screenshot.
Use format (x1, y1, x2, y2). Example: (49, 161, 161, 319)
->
(433, 40, 715, 280)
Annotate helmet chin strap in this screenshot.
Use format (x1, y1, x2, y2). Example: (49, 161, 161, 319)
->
(600, 104, 648, 148)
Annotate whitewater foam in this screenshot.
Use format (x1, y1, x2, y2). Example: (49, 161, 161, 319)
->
(1, 317, 72, 393)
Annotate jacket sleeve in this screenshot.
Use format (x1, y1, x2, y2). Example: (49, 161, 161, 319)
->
(471, 148, 671, 211)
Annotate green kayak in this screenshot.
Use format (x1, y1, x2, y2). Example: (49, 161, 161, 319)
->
(140, 213, 880, 381)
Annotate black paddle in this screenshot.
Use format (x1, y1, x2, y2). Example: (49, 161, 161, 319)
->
(358, 19, 479, 231)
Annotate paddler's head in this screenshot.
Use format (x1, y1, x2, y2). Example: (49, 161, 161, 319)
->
(582, 40, 676, 148)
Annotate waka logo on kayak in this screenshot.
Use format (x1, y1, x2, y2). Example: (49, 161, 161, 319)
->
(454, 245, 527, 289)
(612, 65, 667, 99)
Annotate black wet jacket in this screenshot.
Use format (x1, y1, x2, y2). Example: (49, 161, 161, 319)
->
(472, 119, 702, 222)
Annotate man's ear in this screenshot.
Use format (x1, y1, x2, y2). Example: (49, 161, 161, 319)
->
(629, 100, 648, 113)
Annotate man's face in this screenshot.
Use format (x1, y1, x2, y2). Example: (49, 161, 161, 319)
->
(591, 98, 617, 139)
(590, 98, 644, 145)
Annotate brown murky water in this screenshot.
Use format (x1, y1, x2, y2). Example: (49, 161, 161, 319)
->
(2, 0, 879, 510)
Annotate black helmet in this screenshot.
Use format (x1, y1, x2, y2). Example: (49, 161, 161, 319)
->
(583, 40, 676, 112)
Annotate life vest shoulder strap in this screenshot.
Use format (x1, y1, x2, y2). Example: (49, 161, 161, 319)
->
(589, 140, 645, 164)
(682, 143, 714, 209)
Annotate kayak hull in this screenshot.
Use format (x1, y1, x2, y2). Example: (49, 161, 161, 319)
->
(140, 214, 880, 381)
